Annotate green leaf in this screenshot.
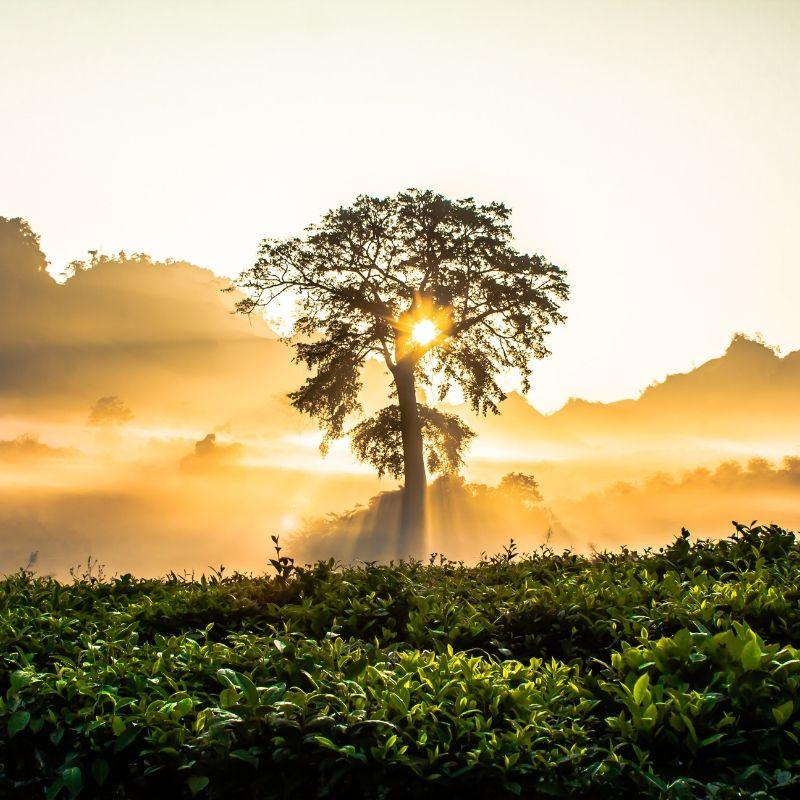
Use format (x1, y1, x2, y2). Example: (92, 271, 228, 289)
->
(216, 668, 237, 688)
(689, 652, 707, 663)
(233, 673, 259, 707)
(62, 766, 83, 798)
(114, 727, 139, 753)
(7, 710, 30, 737)
(219, 686, 239, 709)
(188, 776, 210, 795)
(45, 779, 63, 800)
(218, 670, 259, 706)
(699, 732, 725, 747)
(174, 697, 194, 717)
(10, 671, 32, 691)
(642, 772, 668, 791)
(230, 749, 259, 768)
(741, 640, 763, 671)
(673, 629, 692, 653)
(307, 734, 338, 751)
(681, 713, 698, 743)
(91, 759, 110, 786)
(633, 673, 650, 705)
(642, 703, 658, 726)
(773, 700, 794, 726)
(111, 716, 125, 736)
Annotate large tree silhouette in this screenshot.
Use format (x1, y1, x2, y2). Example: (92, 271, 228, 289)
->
(234, 189, 568, 554)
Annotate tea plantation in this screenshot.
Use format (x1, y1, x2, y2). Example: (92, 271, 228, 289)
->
(2, 523, 800, 799)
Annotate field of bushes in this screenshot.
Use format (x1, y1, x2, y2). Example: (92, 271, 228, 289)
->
(2, 523, 800, 798)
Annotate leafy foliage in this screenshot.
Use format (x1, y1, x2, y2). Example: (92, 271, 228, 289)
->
(2, 522, 799, 798)
(350, 403, 475, 478)
(233, 188, 568, 451)
(498, 472, 542, 505)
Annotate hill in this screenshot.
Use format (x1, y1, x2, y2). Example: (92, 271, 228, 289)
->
(467, 334, 800, 449)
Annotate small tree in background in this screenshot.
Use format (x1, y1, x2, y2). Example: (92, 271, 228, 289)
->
(234, 189, 568, 554)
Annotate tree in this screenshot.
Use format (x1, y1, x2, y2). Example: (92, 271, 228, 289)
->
(0, 216, 51, 286)
(498, 472, 543, 507)
(233, 189, 568, 554)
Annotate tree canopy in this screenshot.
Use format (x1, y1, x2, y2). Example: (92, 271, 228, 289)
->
(236, 191, 567, 440)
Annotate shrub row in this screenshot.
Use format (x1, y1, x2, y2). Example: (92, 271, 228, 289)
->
(1, 523, 798, 797)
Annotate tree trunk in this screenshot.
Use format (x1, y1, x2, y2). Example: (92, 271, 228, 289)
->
(393, 361, 426, 557)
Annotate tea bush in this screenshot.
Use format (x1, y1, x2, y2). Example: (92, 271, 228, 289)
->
(1, 523, 799, 798)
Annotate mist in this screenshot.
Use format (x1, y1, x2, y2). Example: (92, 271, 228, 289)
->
(1, 217, 799, 576)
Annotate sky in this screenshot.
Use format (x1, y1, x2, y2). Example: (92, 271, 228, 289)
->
(2, 0, 799, 412)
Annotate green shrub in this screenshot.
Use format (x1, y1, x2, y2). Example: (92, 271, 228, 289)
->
(1, 523, 798, 798)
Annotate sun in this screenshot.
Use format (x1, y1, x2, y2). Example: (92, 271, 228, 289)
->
(410, 318, 439, 346)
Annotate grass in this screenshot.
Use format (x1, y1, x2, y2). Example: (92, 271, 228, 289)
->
(1, 523, 799, 798)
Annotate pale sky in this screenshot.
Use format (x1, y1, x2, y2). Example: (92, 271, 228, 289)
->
(2, 0, 799, 412)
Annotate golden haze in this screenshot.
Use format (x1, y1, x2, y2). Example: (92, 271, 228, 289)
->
(1, 221, 798, 575)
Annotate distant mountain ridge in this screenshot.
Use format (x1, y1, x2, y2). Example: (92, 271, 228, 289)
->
(466, 335, 800, 447)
